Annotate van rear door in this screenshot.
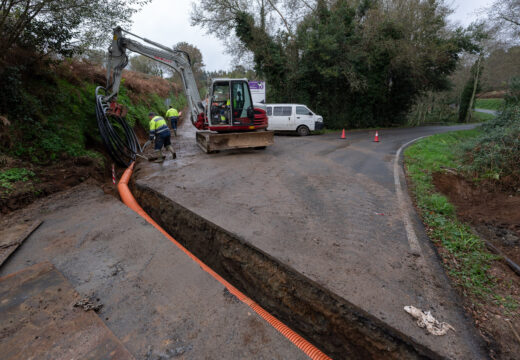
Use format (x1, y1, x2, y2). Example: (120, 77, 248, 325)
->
(267, 106, 282, 130)
(270, 106, 293, 130)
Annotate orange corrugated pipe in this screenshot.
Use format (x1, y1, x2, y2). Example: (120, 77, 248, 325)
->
(118, 162, 331, 360)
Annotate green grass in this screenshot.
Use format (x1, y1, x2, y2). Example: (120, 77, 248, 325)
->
(0, 168, 36, 193)
(475, 98, 504, 110)
(404, 130, 500, 298)
(471, 111, 496, 122)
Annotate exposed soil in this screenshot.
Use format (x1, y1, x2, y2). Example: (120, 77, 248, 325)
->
(432, 172, 520, 360)
(0, 155, 114, 214)
(433, 173, 520, 263)
(477, 91, 506, 99)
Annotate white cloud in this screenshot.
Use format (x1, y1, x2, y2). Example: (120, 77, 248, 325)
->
(131, 0, 233, 72)
(448, 0, 493, 26)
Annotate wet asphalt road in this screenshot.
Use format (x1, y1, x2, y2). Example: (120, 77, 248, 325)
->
(137, 122, 487, 359)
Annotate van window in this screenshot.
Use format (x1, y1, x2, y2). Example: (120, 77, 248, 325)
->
(273, 106, 292, 116)
(267, 107, 272, 116)
(296, 106, 312, 115)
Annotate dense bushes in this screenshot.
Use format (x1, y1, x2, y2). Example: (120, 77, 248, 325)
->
(462, 78, 520, 189)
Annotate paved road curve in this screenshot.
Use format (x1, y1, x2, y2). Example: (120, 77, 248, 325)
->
(475, 108, 498, 115)
(138, 124, 486, 359)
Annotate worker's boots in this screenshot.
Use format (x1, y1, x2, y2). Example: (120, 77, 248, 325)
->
(151, 150, 165, 163)
(167, 145, 176, 159)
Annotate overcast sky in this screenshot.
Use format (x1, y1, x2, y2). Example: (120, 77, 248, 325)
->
(131, 0, 494, 72)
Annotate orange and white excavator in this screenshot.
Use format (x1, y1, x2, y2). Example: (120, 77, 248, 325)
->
(96, 27, 273, 165)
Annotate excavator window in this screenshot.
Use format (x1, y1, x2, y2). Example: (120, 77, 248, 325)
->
(231, 81, 252, 119)
(211, 83, 231, 125)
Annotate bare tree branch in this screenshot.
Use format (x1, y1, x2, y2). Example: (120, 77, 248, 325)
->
(266, 0, 292, 35)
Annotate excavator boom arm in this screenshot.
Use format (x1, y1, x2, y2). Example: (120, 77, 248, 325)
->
(105, 27, 204, 126)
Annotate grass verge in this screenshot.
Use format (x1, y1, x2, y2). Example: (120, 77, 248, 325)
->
(471, 111, 496, 122)
(475, 98, 504, 110)
(404, 128, 520, 357)
(404, 130, 499, 298)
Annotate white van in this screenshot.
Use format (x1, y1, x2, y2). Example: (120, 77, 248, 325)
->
(265, 104, 324, 136)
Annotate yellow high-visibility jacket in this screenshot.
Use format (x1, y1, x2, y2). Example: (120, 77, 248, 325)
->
(165, 108, 179, 118)
(149, 116, 169, 139)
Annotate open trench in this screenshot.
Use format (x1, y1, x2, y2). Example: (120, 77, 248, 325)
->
(131, 178, 443, 360)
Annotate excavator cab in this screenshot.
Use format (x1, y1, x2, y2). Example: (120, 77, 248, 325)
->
(207, 79, 257, 131)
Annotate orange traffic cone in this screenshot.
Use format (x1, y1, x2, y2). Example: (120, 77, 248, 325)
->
(373, 131, 379, 142)
(341, 129, 346, 139)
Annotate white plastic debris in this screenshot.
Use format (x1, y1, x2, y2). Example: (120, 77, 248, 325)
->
(404, 305, 455, 336)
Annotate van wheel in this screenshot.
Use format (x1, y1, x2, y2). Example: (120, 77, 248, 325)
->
(297, 125, 310, 136)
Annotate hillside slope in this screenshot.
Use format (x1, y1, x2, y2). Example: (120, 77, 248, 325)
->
(0, 60, 185, 213)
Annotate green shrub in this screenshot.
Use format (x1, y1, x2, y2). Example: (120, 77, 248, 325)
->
(0, 168, 35, 191)
(462, 79, 520, 188)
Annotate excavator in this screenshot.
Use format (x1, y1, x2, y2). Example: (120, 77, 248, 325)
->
(96, 27, 274, 166)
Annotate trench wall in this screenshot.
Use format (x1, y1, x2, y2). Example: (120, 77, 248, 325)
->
(132, 180, 441, 360)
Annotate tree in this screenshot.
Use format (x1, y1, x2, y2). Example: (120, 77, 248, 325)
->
(129, 55, 166, 77)
(486, 0, 520, 42)
(459, 56, 483, 122)
(191, 0, 316, 64)
(173, 42, 205, 86)
(0, 0, 150, 63)
(232, 0, 479, 128)
(482, 46, 520, 91)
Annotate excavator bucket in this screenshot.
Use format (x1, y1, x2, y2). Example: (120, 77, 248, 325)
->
(196, 131, 274, 153)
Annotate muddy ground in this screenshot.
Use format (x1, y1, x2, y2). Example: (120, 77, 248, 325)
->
(433, 172, 520, 359)
(0, 184, 308, 359)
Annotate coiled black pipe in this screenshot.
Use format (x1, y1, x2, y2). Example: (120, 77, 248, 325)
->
(95, 86, 141, 167)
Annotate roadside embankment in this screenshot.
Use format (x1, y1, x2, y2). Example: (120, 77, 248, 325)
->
(404, 126, 520, 359)
(0, 59, 185, 214)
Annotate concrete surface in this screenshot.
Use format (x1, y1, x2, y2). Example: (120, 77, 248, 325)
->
(0, 184, 307, 360)
(136, 122, 487, 359)
(0, 262, 134, 360)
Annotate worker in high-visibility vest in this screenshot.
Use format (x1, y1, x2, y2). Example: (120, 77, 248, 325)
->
(165, 106, 179, 136)
(220, 93, 231, 124)
(148, 112, 176, 162)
